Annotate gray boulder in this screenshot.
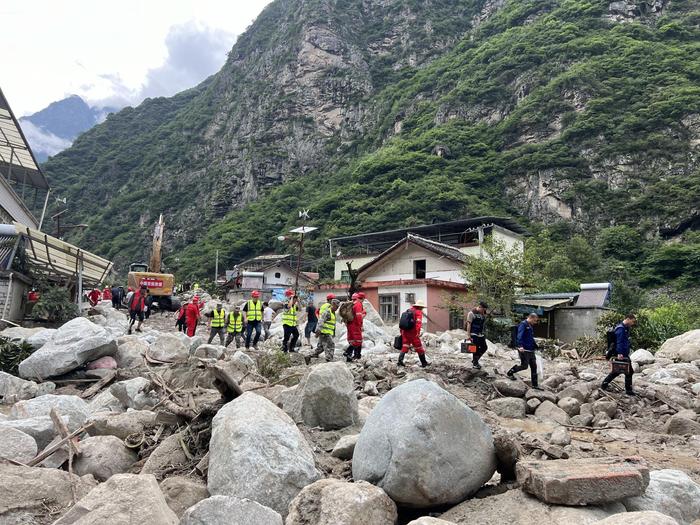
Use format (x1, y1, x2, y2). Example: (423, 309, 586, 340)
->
(54, 473, 178, 525)
(180, 495, 283, 525)
(72, 435, 138, 481)
(18, 317, 117, 380)
(488, 397, 527, 419)
(656, 329, 700, 363)
(286, 479, 397, 525)
(593, 400, 618, 418)
(160, 476, 209, 518)
(0, 415, 64, 449)
(88, 389, 124, 414)
(407, 518, 456, 525)
(87, 409, 157, 439)
(440, 488, 625, 525)
(352, 379, 496, 508)
(594, 511, 679, 524)
(25, 328, 56, 349)
(149, 333, 189, 362)
(0, 326, 45, 344)
(110, 377, 158, 409)
(493, 379, 529, 398)
(193, 344, 226, 359)
(622, 469, 700, 525)
(114, 338, 147, 368)
(664, 414, 700, 436)
(285, 362, 358, 430)
(0, 427, 37, 463)
(534, 400, 570, 425)
(0, 371, 50, 403)
(557, 383, 592, 403)
(0, 464, 97, 522)
(10, 394, 89, 430)
(141, 433, 188, 475)
(630, 349, 655, 366)
(331, 434, 359, 460)
(557, 397, 581, 417)
(208, 392, 320, 516)
(549, 427, 571, 446)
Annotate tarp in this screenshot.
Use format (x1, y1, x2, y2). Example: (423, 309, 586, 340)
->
(13, 222, 112, 285)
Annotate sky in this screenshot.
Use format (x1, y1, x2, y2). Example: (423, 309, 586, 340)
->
(0, 0, 273, 117)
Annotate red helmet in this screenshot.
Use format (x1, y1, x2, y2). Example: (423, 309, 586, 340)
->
(127, 287, 133, 292)
(251, 290, 261, 298)
(326, 293, 336, 300)
(192, 296, 199, 303)
(284, 289, 295, 297)
(357, 292, 366, 300)
(351, 293, 359, 300)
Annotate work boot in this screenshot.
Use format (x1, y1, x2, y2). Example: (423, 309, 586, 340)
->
(506, 369, 515, 380)
(397, 352, 406, 367)
(418, 353, 430, 368)
(625, 390, 636, 396)
(472, 362, 482, 370)
(303, 356, 311, 366)
(600, 382, 610, 391)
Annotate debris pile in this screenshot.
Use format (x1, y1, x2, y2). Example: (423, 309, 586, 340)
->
(0, 300, 699, 525)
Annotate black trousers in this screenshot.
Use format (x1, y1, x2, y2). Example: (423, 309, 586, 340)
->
(246, 321, 262, 348)
(282, 325, 299, 352)
(471, 335, 488, 364)
(602, 357, 633, 392)
(509, 351, 538, 387)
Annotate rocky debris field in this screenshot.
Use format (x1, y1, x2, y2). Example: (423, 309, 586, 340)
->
(0, 299, 699, 524)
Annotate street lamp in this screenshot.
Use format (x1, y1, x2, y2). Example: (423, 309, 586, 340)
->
(279, 210, 317, 293)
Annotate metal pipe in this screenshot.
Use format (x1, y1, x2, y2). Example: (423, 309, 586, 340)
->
(38, 189, 50, 231)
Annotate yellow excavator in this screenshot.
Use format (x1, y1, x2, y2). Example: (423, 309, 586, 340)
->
(127, 215, 178, 310)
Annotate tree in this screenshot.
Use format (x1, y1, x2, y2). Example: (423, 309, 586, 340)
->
(461, 237, 530, 316)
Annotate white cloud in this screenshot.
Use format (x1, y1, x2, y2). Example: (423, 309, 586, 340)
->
(18, 120, 72, 159)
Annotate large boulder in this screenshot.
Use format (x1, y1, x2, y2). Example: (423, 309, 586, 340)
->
(88, 389, 124, 414)
(352, 379, 496, 508)
(630, 349, 655, 366)
(517, 457, 649, 505)
(0, 415, 62, 449)
(286, 479, 397, 525)
(664, 414, 700, 436)
(53, 473, 178, 525)
(72, 435, 138, 481)
(25, 328, 56, 349)
(440, 488, 625, 525)
(0, 371, 53, 403)
(0, 326, 45, 344)
(87, 409, 157, 439)
(180, 495, 283, 525)
(492, 379, 529, 398)
(284, 362, 358, 430)
(18, 317, 117, 380)
(208, 392, 320, 517)
(141, 433, 189, 475)
(534, 400, 570, 425)
(594, 511, 679, 524)
(656, 330, 700, 363)
(10, 394, 89, 430)
(487, 397, 527, 419)
(0, 464, 97, 522)
(160, 476, 210, 518)
(149, 333, 189, 362)
(110, 377, 158, 409)
(0, 427, 38, 463)
(114, 338, 147, 368)
(622, 469, 700, 525)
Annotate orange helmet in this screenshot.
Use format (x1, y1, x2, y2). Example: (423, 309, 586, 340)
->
(251, 290, 261, 298)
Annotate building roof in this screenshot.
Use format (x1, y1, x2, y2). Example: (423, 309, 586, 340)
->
(357, 233, 467, 279)
(330, 216, 527, 257)
(0, 88, 49, 190)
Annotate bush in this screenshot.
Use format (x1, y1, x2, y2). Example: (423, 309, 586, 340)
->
(0, 337, 33, 375)
(256, 350, 293, 381)
(32, 285, 79, 323)
(596, 302, 700, 352)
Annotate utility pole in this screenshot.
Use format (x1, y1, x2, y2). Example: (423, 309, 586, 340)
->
(214, 250, 219, 285)
(280, 210, 317, 295)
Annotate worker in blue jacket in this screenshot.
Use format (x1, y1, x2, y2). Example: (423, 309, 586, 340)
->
(507, 313, 540, 388)
(601, 313, 637, 395)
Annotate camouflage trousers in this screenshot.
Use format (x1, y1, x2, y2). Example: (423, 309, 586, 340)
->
(311, 333, 335, 361)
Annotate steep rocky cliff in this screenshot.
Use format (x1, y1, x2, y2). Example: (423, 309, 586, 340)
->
(43, 0, 700, 279)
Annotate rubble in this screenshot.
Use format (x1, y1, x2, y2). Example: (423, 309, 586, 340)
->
(517, 456, 650, 505)
(0, 303, 698, 524)
(352, 379, 496, 508)
(180, 495, 283, 525)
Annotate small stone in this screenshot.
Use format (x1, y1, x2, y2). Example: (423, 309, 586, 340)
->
(534, 400, 570, 425)
(363, 381, 379, 396)
(331, 434, 359, 460)
(180, 495, 283, 525)
(557, 397, 581, 417)
(493, 379, 528, 398)
(571, 414, 594, 427)
(526, 398, 541, 413)
(549, 427, 571, 446)
(160, 477, 209, 518)
(593, 400, 617, 418)
(525, 388, 557, 403)
(488, 397, 527, 419)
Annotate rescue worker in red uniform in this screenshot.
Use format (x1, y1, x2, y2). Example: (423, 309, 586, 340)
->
(344, 292, 366, 362)
(127, 285, 148, 334)
(87, 288, 101, 306)
(398, 300, 429, 367)
(185, 297, 201, 337)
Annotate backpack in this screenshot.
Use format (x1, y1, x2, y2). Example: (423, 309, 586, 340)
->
(338, 301, 355, 324)
(508, 325, 519, 348)
(605, 327, 617, 360)
(399, 309, 416, 330)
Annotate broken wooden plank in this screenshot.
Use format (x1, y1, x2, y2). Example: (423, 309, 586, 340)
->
(27, 422, 93, 467)
(80, 369, 117, 399)
(49, 408, 81, 456)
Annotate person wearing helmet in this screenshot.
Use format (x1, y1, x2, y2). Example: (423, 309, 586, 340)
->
(398, 300, 429, 368)
(319, 293, 336, 316)
(243, 290, 263, 349)
(309, 298, 340, 362)
(343, 292, 366, 362)
(185, 296, 201, 337)
(127, 284, 148, 334)
(282, 290, 300, 353)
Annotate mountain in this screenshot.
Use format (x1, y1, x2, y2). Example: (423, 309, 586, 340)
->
(20, 95, 116, 161)
(42, 0, 700, 292)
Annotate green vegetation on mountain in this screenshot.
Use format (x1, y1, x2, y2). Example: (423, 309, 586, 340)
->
(43, 0, 700, 299)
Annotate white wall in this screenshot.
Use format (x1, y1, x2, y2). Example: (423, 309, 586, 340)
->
(264, 266, 297, 286)
(492, 225, 524, 253)
(366, 244, 466, 284)
(333, 255, 376, 281)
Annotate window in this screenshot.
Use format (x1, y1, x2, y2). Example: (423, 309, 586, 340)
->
(405, 292, 415, 304)
(379, 294, 400, 322)
(274, 272, 281, 279)
(340, 270, 350, 283)
(414, 259, 426, 279)
(449, 309, 465, 330)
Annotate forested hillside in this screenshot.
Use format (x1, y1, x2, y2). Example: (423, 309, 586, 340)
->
(43, 0, 700, 301)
